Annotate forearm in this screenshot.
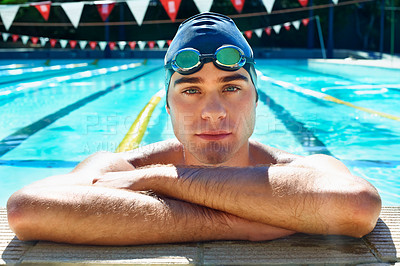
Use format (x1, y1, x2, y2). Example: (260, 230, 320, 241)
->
(7, 186, 292, 245)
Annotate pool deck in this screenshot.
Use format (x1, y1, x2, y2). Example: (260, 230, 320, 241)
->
(1, 207, 399, 265)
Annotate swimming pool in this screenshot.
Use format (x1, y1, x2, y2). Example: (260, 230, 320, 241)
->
(0, 59, 399, 206)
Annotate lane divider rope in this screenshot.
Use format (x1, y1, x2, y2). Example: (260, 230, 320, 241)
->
(257, 70, 400, 122)
(116, 89, 166, 152)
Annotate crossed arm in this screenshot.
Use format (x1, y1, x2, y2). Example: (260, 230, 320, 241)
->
(7, 141, 381, 245)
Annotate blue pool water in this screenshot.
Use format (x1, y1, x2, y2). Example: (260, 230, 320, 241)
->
(0, 59, 399, 206)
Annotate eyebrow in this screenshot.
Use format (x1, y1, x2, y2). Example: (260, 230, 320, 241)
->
(218, 73, 249, 83)
(174, 77, 204, 86)
(173, 73, 249, 87)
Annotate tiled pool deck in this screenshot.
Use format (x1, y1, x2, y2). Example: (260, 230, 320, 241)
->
(1, 207, 399, 265)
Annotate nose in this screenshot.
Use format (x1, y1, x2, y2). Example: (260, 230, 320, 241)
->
(201, 95, 227, 122)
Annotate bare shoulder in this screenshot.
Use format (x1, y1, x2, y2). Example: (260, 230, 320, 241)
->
(119, 139, 184, 167)
(249, 140, 302, 165)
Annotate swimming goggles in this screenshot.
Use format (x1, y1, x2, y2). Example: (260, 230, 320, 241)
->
(166, 45, 254, 75)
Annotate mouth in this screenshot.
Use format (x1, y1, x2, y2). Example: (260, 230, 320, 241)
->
(195, 131, 232, 141)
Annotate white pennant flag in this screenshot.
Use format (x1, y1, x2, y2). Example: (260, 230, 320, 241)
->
(332, 0, 339, 4)
(292, 20, 301, 30)
(193, 0, 213, 13)
(261, 0, 275, 13)
(126, 0, 150, 26)
(118, 41, 127, 50)
(98, 41, 107, 51)
(40, 37, 48, 47)
(0, 5, 20, 31)
(254, 29, 263, 38)
(60, 39, 68, 48)
(137, 41, 146, 50)
(273, 25, 281, 34)
(156, 40, 166, 49)
(61, 2, 85, 28)
(79, 40, 87, 49)
(21, 35, 30, 45)
(2, 32, 10, 41)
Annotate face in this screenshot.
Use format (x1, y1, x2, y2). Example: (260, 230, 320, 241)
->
(166, 63, 257, 166)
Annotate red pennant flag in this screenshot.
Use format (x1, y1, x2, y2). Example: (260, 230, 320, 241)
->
(96, 3, 115, 22)
(69, 40, 77, 49)
(148, 41, 155, 49)
(11, 34, 19, 42)
(302, 18, 310, 26)
(160, 0, 182, 22)
(33, 2, 51, 21)
(298, 0, 308, 7)
(89, 41, 97, 50)
(108, 42, 116, 50)
(128, 41, 136, 49)
(31, 37, 39, 44)
(50, 39, 57, 48)
(284, 23, 291, 31)
(167, 40, 173, 46)
(265, 27, 272, 36)
(230, 0, 245, 13)
(244, 30, 252, 39)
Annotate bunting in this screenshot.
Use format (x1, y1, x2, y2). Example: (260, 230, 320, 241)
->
(79, 40, 87, 49)
(11, 34, 19, 42)
(265, 27, 272, 36)
(126, 0, 150, 26)
(302, 18, 310, 26)
(60, 39, 68, 48)
(31, 36, 39, 44)
(89, 41, 97, 50)
(273, 25, 281, 34)
(283, 22, 291, 31)
(21, 35, 29, 45)
(261, 0, 275, 14)
(298, 0, 308, 7)
(292, 20, 301, 30)
(193, 0, 213, 13)
(61, 2, 85, 28)
(332, 0, 339, 4)
(0, 5, 19, 31)
(109, 41, 116, 50)
(147, 41, 155, 49)
(254, 29, 263, 38)
(230, 0, 245, 13)
(128, 41, 136, 49)
(99, 41, 107, 50)
(137, 41, 146, 50)
(244, 30, 252, 39)
(32, 2, 52, 21)
(2, 33, 9, 41)
(160, 0, 181, 22)
(118, 41, 127, 50)
(156, 40, 166, 49)
(96, 2, 115, 22)
(69, 40, 77, 49)
(50, 39, 57, 48)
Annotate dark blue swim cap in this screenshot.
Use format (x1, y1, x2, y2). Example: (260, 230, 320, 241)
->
(164, 12, 257, 102)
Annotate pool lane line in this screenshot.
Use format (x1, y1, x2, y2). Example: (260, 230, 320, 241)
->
(257, 89, 333, 156)
(0, 66, 162, 158)
(257, 71, 400, 122)
(0, 159, 80, 168)
(115, 89, 165, 152)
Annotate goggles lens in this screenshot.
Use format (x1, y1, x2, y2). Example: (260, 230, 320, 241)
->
(170, 45, 251, 74)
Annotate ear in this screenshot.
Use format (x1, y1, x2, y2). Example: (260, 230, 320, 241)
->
(165, 105, 170, 115)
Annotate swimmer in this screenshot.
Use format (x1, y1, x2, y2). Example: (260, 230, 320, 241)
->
(7, 13, 381, 245)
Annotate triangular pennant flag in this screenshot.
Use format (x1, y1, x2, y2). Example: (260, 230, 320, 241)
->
(302, 18, 310, 26)
(265, 27, 272, 36)
(31, 36, 39, 44)
(160, 0, 182, 22)
(292, 20, 301, 30)
(244, 30, 252, 39)
(156, 40, 166, 49)
(21, 35, 29, 45)
(283, 22, 291, 31)
(109, 42, 116, 50)
(128, 41, 136, 49)
(118, 41, 127, 50)
(0, 5, 20, 31)
(167, 40, 172, 46)
(147, 41, 155, 49)
(126, 0, 150, 26)
(11, 34, 19, 42)
(230, 0, 245, 13)
(32, 2, 52, 21)
(2, 33, 10, 41)
(254, 29, 263, 38)
(60, 39, 68, 48)
(69, 40, 77, 49)
(96, 3, 115, 22)
(261, 0, 275, 14)
(137, 41, 146, 50)
(332, 0, 339, 4)
(98, 41, 107, 50)
(40, 37, 48, 47)
(50, 39, 57, 48)
(89, 41, 97, 50)
(273, 25, 281, 34)
(79, 40, 87, 49)
(61, 2, 84, 28)
(298, 0, 308, 7)
(193, 0, 213, 13)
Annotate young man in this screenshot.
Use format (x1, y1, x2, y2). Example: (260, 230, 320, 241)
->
(7, 13, 381, 245)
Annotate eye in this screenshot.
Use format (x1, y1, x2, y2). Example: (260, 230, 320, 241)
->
(183, 88, 200, 94)
(223, 86, 240, 92)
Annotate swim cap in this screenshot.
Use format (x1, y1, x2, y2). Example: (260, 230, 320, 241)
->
(164, 12, 257, 102)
